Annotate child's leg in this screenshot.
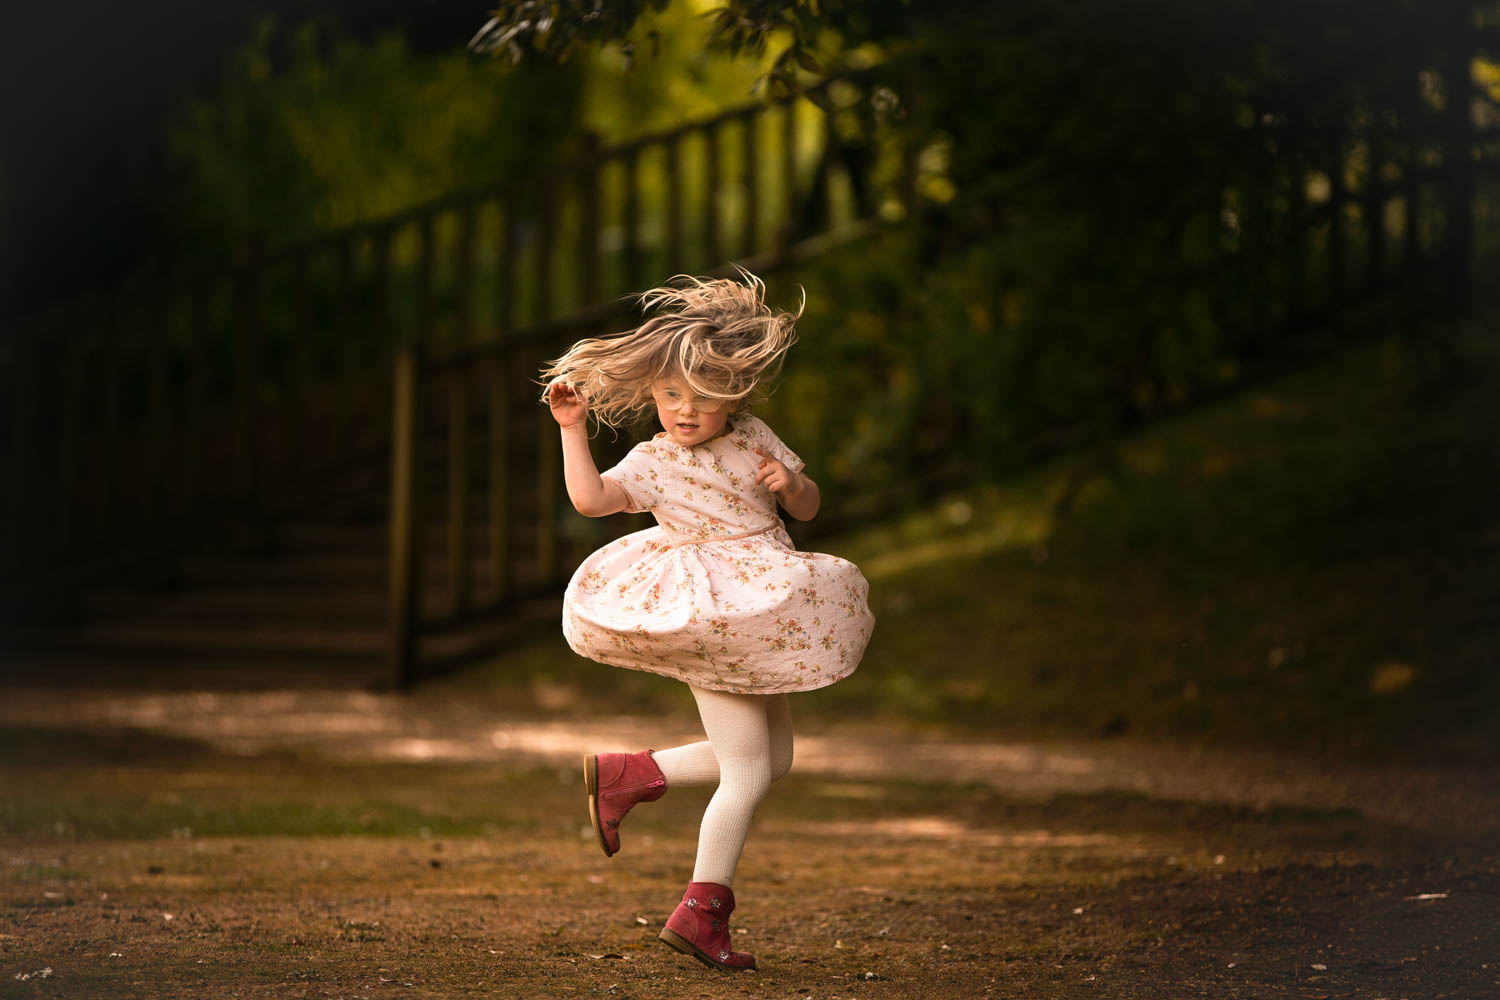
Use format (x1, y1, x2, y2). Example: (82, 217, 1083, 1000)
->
(655, 692, 795, 786)
(687, 685, 775, 887)
(651, 740, 719, 785)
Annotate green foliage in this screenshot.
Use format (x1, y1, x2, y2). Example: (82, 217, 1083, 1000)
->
(576, 0, 790, 139)
(165, 19, 584, 251)
(736, 0, 1469, 510)
(469, 0, 836, 96)
(469, 0, 672, 66)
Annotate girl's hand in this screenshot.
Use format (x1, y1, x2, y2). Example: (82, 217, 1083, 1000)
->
(753, 447, 804, 496)
(548, 380, 588, 428)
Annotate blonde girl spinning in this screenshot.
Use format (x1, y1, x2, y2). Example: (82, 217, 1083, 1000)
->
(542, 271, 875, 971)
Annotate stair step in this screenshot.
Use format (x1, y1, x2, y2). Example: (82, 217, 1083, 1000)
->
(23, 621, 388, 657)
(80, 580, 541, 627)
(275, 515, 568, 548)
(0, 647, 384, 691)
(176, 550, 539, 586)
(9, 597, 563, 679)
(82, 588, 390, 627)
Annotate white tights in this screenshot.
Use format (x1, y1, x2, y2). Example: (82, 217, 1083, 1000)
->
(650, 686, 793, 887)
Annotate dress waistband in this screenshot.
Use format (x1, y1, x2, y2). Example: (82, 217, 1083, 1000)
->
(663, 521, 781, 549)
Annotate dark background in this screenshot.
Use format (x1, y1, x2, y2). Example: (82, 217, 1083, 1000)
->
(2, 1, 485, 314)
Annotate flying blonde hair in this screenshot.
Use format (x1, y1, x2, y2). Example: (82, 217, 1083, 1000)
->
(540, 269, 802, 430)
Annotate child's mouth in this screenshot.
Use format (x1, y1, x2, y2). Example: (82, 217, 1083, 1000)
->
(677, 423, 699, 431)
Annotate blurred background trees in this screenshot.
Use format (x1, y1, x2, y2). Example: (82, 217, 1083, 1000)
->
(163, 20, 582, 253)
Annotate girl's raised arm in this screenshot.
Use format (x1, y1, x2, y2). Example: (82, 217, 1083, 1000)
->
(549, 382, 631, 518)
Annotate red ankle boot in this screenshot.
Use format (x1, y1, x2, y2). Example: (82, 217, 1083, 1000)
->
(659, 882, 756, 971)
(583, 750, 667, 858)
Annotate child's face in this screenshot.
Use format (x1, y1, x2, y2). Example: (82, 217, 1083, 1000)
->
(652, 378, 736, 447)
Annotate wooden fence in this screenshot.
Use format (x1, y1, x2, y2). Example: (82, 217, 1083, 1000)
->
(1, 64, 920, 630)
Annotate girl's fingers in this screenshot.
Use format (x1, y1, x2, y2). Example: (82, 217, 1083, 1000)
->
(753, 449, 790, 490)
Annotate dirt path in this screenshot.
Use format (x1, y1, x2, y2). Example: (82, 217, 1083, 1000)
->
(3, 686, 1496, 832)
(2, 683, 1497, 999)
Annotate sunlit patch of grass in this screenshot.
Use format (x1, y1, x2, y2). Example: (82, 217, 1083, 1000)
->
(806, 326, 1500, 759)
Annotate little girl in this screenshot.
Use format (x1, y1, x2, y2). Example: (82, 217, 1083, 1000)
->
(541, 271, 875, 972)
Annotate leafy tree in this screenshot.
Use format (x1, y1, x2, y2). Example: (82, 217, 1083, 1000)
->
(166, 18, 584, 251)
(469, 0, 1488, 496)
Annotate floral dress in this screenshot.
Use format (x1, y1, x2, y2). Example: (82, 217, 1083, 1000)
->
(562, 414, 875, 694)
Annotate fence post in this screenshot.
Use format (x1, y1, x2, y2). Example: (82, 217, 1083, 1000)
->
(665, 134, 684, 269)
(536, 393, 559, 585)
(445, 206, 480, 621)
(330, 236, 357, 466)
(1441, 2, 1475, 315)
(185, 283, 209, 515)
(1402, 163, 1420, 273)
(456, 204, 477, 346)
(144, 279, 169, 525)
(898, 66, 921, 220)
(288, 247, 314, 483)
(96, 302, 121, 538)
(579, 131, 602, 307)
(388, 340, 423, 689)
(703, 122, 721, 265)
(622, 146, 642, 290)
(7, 334, 38, 576)
(490, 196, 517, 607)
(781, 97, 799, 248)
(233, 239, 264, 544)
(449, 370, 472, 621)
(1326, 125, 1346, 319)
(488, 350, 512, 606)
(1245, 111, 1269, 338)
(536, 181, 556, 325)
(497, 192, 517, 336)
(742, 109, 760, 257)
(1286, 134, 1308, 324)
(1365, 121, 1387, 293)
(56, 333, 85, 554)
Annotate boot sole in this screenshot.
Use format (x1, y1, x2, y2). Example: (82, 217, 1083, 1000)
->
(658, 928, 756, 972)
(582, 753, 616, 858)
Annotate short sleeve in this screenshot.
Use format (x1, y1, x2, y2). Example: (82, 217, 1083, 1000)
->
(745, 416, 805, 475)
(599, 441, 659, 514)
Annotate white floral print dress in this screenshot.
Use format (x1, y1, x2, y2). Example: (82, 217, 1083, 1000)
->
(562, 414, 874, 694)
